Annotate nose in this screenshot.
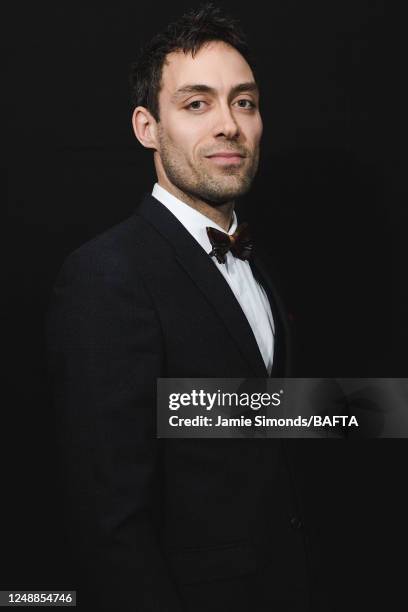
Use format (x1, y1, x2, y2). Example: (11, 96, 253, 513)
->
(213, 103, 240, 139)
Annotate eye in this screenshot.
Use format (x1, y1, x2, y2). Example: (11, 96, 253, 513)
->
(186, 100, 207, 110)
(235, 99, 256, 109)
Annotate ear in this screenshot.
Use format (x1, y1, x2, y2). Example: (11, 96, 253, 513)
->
(131, 106, 158, 150)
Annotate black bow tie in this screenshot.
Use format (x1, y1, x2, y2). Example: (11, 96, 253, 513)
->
(206, 222, 254, 264)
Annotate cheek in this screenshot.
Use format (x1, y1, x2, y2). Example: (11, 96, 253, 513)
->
(236, 114, 262, 147)
(257, 116, 263, 140)
(167, 111, 209, 148)
(168, 130, 205, 160)
(248, 116, 263, 144)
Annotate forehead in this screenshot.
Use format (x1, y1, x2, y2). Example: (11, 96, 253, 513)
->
(160, 41, 255, 97)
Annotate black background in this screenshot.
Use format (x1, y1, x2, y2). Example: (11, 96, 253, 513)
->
(5, 1, 407, 609)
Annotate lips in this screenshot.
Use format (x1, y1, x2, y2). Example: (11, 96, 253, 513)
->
(206, 152, 244, 158)
(206, 154, 244, 166)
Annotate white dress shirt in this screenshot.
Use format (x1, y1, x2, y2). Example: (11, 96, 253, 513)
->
(151, 183, 275, 374)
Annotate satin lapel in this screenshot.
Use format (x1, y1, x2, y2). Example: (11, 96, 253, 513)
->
(249, 253, 291, 377)
(136, 194, 268, 377)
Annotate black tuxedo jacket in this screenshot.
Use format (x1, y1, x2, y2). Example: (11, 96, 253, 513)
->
(46, 194, 333, 612)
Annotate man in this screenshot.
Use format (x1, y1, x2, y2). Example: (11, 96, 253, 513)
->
(47, 4, 333, 611)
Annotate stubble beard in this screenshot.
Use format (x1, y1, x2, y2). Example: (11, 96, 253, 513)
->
(157, 129, 260, 206)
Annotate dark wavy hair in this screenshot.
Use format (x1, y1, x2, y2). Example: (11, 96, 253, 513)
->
(129, 3, 257, 121)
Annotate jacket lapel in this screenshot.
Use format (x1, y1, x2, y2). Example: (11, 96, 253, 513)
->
(249, 253, 292, 377)
(136, 193, 268, 377)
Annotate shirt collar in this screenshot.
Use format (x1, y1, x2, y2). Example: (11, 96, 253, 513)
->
(151, 182, 237, 255)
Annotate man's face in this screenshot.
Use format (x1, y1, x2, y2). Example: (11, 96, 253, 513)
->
(155, 41, 263, 205)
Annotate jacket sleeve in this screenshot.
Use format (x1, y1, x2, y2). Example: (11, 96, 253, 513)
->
(46, 248, 182, 612)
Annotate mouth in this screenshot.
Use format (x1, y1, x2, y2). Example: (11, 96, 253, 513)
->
(205, 152, 245, 165)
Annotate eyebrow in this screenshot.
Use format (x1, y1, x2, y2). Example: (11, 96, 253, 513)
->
(171, 81, 259, 102)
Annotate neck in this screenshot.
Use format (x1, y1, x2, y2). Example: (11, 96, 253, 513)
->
(157, 179, 234, 232)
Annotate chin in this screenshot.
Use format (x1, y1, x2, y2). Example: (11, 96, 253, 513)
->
(204, 188, 249, 205)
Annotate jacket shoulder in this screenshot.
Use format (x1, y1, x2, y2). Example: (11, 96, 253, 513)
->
(66, 212, 143, 266)
(57, 209, 168, 283)
(47, 212, 161, 327)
